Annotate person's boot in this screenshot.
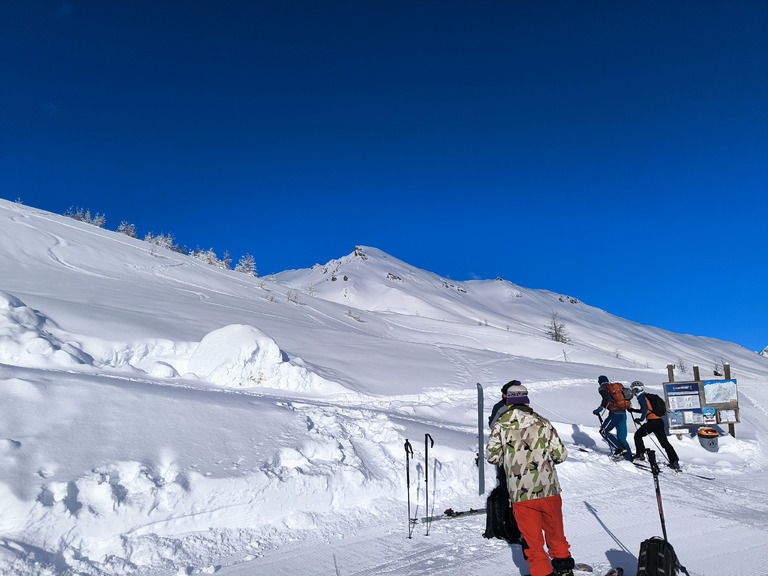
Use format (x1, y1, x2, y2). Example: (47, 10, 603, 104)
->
(551, 556, 575, 576)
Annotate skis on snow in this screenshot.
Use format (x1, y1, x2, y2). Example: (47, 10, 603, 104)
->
(577, 446, 623, 464)
(419, 507, 486, 523)
(580, 441, 716, 482)
(595, 412, 629, 460)
(573, 562, 623, 575)
(631, 459, 715, 481)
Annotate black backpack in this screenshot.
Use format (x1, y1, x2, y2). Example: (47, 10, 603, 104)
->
(637, 537, 689, 576)
(483, 484, 522, 544)
(646, 393, 667, 417)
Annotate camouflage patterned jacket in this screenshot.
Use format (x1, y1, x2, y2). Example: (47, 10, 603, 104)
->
(486, 405, 567, 503)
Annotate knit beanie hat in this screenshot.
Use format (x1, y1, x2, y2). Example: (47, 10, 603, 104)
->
(505, 383, 530, 405)
(502, 379, 522, 395)
(598, 375, 609, 385)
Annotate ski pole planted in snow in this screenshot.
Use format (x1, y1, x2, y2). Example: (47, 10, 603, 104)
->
(404, 439, 414, 538)
(647, 449, 668, 541)
(424, 433, 434, 536)
(596, 412, 622, 454)
(645, 449, 692, 575)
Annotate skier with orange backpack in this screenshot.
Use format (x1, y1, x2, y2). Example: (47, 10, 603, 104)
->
(592, 375, 632, 460)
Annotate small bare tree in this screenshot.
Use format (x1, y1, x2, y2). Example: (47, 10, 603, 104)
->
(346, 309, 361, 322)
(713, 357, 727, 376)
(545, 311, 570, 344)
(286, 290, 301, 305)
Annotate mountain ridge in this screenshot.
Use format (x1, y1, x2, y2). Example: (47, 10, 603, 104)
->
(1, 198, 764, 389)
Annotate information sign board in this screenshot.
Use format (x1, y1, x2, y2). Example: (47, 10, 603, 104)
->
(664, 379, 739, 430)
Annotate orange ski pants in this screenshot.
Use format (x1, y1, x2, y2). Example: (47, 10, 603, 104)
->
(513, 494, 572, 576)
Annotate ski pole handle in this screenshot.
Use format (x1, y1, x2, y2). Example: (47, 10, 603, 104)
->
(647, 449, 660, 475)
(404, 440, 413, 485)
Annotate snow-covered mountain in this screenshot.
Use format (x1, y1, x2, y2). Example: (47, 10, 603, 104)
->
(1, 197, 767, 576)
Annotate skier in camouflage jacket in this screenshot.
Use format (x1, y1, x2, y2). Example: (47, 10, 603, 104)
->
(487, 383, 575, 576)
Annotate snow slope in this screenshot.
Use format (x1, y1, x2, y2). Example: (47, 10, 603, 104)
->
(1, 197, 767, 576)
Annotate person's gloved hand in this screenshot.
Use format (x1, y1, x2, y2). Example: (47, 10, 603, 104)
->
(593, 408, 601, 416)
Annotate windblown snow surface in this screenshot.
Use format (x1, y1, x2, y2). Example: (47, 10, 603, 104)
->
(1, 198, 767, 576)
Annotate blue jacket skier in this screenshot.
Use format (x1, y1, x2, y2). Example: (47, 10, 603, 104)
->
(593, 375, 632, 460)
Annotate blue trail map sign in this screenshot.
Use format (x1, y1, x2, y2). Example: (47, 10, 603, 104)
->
(664, 379, 739, 429)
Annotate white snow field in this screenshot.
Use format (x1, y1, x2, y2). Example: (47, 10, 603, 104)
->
(1, 197, 767, 576)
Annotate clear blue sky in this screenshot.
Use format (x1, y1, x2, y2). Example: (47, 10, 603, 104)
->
(2, 1, 767, 352)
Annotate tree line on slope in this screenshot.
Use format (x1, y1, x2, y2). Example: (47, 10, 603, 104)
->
(63, 206, 258, 277)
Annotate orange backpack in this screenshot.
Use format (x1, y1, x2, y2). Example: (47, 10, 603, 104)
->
(604, 382, 632, 411)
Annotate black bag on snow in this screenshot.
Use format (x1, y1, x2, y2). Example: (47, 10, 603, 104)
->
(637, 537, 687, 576)
(646, 393, 667, 417)
(482, 484, 522, 544)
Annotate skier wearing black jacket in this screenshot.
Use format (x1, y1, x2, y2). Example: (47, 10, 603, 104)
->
(629, 381, 680, 470)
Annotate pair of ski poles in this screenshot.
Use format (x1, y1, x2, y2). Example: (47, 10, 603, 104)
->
(404, 433, 434, 538)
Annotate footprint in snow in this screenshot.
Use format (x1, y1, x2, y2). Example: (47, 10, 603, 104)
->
(0, 438, 21, 452)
